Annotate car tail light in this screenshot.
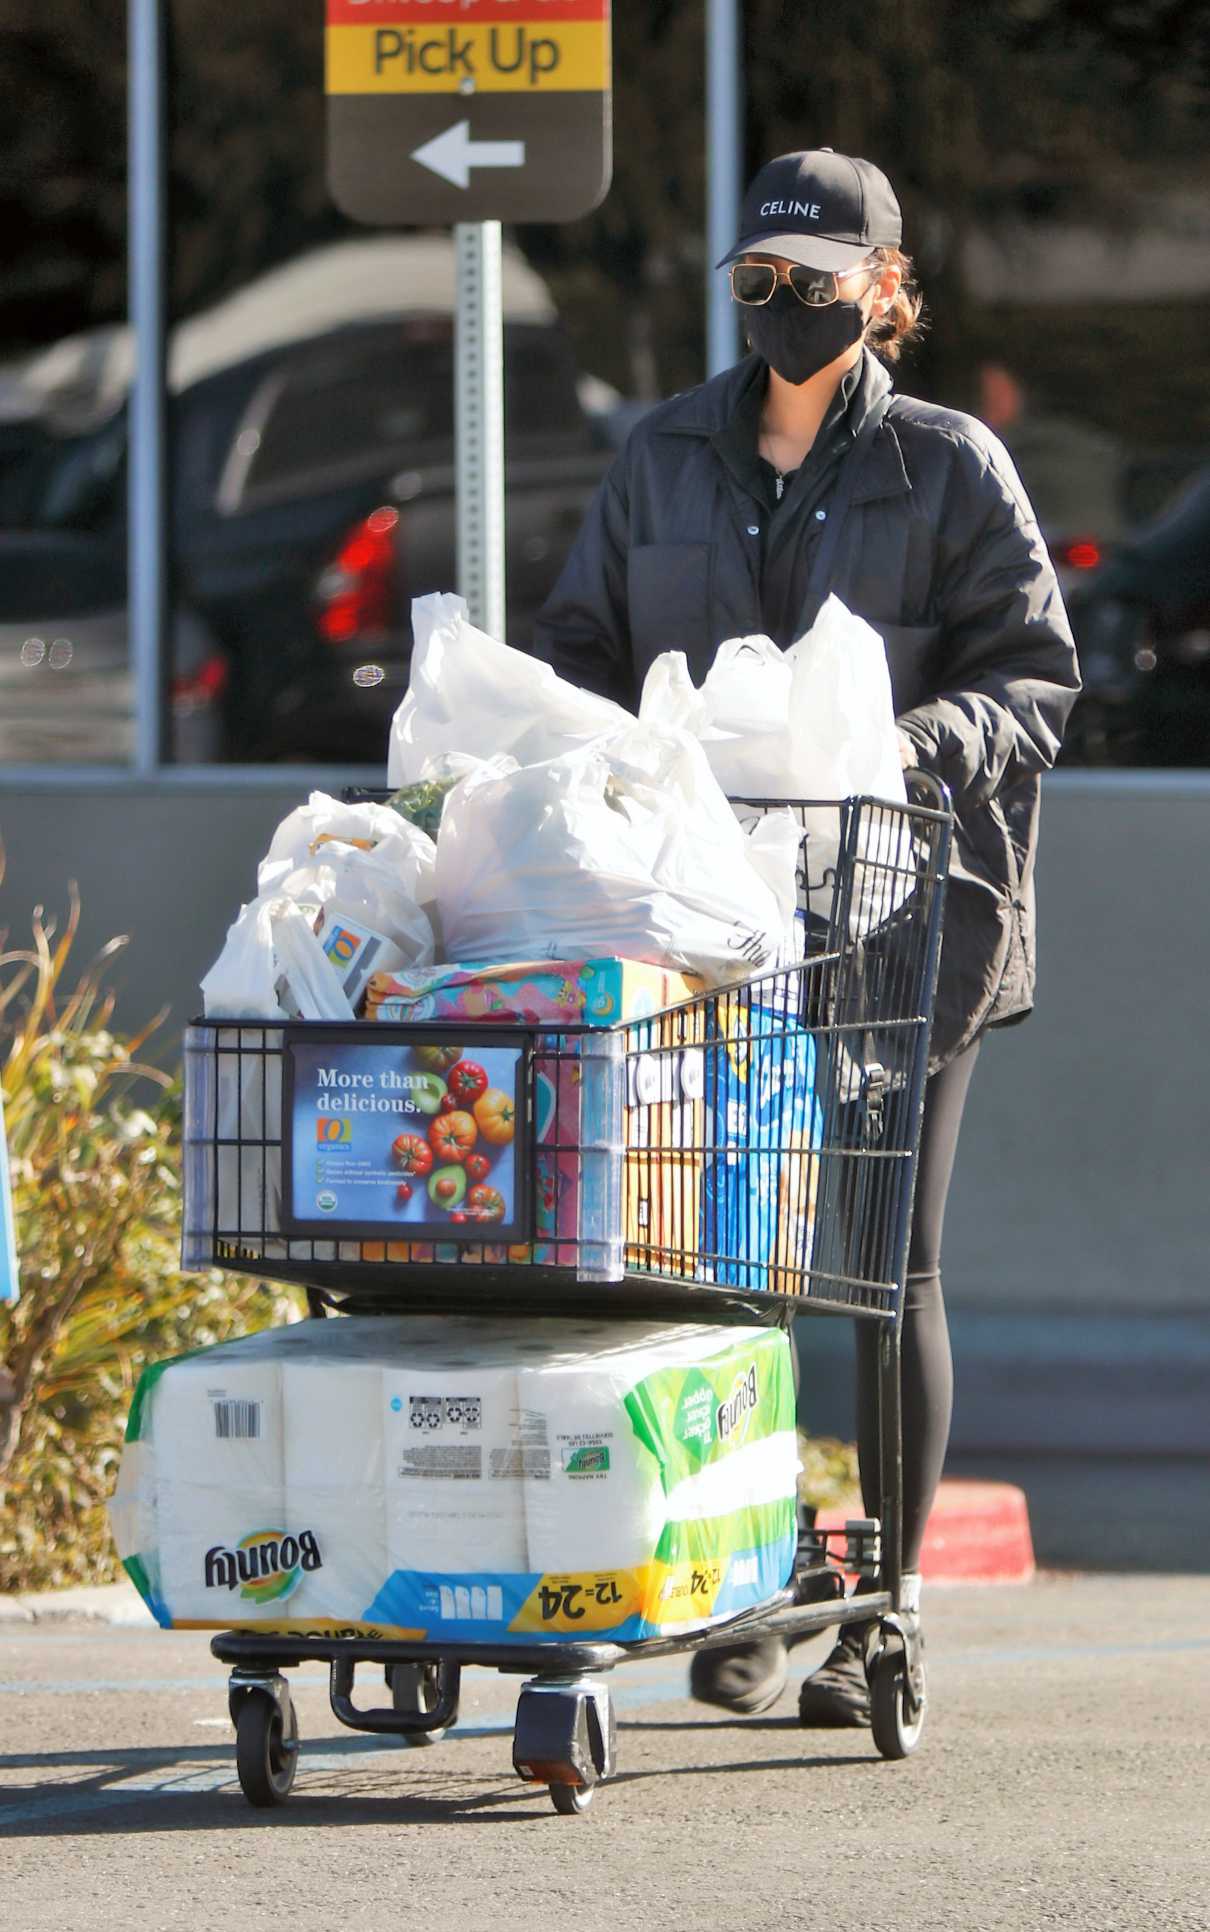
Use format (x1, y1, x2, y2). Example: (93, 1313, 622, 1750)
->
(1054, 537, 1103, 572)
(315, 506, 400, 643)
(170, 652, 229, 713)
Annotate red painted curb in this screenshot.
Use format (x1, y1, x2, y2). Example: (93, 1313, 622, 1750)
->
(917, 1479, 1036, 1583)
(817, 1479, 1036, 1585)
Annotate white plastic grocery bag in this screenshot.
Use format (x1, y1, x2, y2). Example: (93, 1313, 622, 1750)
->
(261, 843, 436, 1013)
(388, 592, 631, 785)
(201, 792, 437, 1018)
(640, 597, 913, 932)
(435, 724, 797, 985)
(262, 790, 436, 910)
(201, 895, 355, 1021)
(200, 789, 438, 1019)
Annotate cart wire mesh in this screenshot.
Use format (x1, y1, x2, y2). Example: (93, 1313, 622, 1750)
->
(621, 786, 950, 1316)
(182, 785, 949, 1324)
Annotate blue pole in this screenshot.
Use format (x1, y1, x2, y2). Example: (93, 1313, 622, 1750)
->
(706, 0, 743, 378)
(127, 0, 168, 774)
(0, 1089, 18, 1303)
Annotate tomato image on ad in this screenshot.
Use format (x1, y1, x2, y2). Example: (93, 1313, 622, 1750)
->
(447, 1059, 489, 1106)
(429, 1110, 478, 1165)
(474, 1088, 516, 1146)
(392, 1132, 433, 1178)
(467, 1184, 506, 1223)
(415, 1044, 462, 1074)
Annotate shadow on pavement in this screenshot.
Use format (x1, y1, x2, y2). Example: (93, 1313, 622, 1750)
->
(0, 1733, 879, 1837)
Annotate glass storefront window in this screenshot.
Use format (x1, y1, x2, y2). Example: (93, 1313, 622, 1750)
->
(2, 4, 1208, 769)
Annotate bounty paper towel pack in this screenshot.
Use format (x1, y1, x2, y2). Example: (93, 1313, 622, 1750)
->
(515, 1324, 797, 1637)
(111, 1316, 798, 1644)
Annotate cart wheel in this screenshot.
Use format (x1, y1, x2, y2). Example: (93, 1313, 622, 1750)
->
(869, 1648, 925, 1760)
(235, 1692, 299, 1807)
(387, 1662, 447, 1746)
(549, 1781, 594, 1816)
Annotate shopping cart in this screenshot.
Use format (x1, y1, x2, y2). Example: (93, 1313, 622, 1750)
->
(179, 780, 950, 1814)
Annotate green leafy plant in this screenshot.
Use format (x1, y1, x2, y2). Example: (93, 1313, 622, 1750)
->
(0, 862, 295, 1592)
(797, 1431, 862, 1514)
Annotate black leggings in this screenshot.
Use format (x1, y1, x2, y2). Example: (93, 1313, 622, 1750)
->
(854, 1039, 981, 1571)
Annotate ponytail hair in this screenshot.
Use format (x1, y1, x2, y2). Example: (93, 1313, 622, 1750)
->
(865, 247, 925, 364)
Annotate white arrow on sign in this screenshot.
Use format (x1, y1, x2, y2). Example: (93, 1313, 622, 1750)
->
(411, 121, 526, 191)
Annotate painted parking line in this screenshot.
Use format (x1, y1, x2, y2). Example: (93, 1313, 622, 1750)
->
(3, 1630, 1210, 1700)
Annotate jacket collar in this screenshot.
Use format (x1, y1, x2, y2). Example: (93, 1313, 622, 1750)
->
(657, 348, 911, 505)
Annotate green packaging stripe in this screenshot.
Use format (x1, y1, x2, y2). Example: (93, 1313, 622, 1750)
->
(125, 1342, 214, 1442)
(122, 1551, 154, 1605)
(653, 1495, 796, 1569)
(623, 1330, 794, 1492)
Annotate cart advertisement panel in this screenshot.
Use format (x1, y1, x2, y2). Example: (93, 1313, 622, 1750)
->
(282, 1026, 529, 1243)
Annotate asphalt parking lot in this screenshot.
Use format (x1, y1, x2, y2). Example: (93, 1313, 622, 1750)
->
(2, 1573, 1208, 1932)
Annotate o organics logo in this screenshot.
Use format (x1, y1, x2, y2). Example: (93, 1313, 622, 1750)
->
(204, 1528, 322, 1603)
(716, 1365, 759, 1446)
(316, 1117, 352, 1144)
(322, 925, 362, 965)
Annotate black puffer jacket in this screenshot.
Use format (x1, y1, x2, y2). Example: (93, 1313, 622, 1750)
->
(533, 351, 1082, 1067)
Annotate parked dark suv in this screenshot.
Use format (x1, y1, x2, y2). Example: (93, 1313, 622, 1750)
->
(1, 239, 614, 764)
(185, 312, 609, 759)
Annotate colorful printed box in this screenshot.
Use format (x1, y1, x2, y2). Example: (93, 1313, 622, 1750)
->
(623, 1011, 708, 1275)
(365, 959, 701, 1276)
(365, 957, 702, 1028)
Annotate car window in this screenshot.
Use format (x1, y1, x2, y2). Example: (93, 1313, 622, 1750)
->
(223, 329, 456, 512)
(505, 326, 590, 442)
(19, 414, 127, 534)
(220, 321, 591, 513)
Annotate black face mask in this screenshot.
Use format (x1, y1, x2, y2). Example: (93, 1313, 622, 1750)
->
(745, 285, 866, 385)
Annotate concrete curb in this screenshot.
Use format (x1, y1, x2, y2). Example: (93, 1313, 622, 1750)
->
(0, 1580, 153, 1626)
(0, 1480, 1035, 1625)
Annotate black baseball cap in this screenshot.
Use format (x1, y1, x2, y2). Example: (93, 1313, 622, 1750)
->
(717, 148, 902, 273)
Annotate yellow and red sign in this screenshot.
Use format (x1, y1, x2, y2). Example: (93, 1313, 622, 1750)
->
(325, 0, 610, 97)
(325, 0, 612, 224)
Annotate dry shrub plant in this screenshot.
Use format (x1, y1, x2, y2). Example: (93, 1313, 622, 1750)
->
(0, 859, 295, 1593)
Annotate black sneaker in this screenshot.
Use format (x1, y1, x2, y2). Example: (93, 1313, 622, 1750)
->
(689, 1637, 788, 1715)
(797, 1624, 871, 1728)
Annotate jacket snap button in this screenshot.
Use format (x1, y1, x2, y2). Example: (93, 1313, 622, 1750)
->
(815, 508, 828, 522)
(747, 524, 760, 536)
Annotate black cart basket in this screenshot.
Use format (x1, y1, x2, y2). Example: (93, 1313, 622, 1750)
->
(179, 780, 951, 1814)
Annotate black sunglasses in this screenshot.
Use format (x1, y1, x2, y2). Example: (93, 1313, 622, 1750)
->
(729, 258, 880, 309)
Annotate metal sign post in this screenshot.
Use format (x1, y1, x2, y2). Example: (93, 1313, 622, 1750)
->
(455, 222, 506, 640)
(706, 0, 743, 379)
(325, 0, 611, 647)
(128, 0, 168, 772)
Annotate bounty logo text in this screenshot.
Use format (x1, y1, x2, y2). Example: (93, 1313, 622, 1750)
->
(204, 1528, 323, 1603)
(716, 1366, 759, 1445)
